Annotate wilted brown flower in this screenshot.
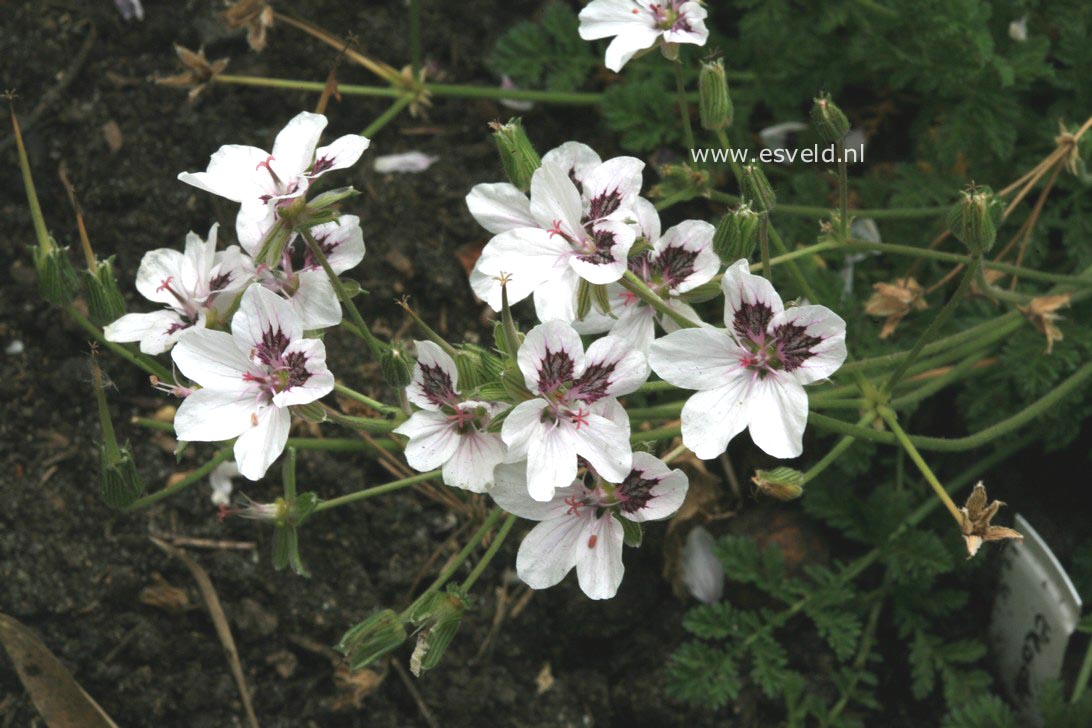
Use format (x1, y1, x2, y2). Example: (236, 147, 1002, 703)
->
(864, 277, 927, 338)
(223, 0, 275, 52)
(156, 45, 229, 103)
(959, 482, 1023, 558)
(1019, 294, 1070, 354)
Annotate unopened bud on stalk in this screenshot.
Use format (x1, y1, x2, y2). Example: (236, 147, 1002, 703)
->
(381, 344, 414, 388)
(100, 446, 145, 509)
(408, 586, 470, 676)
(337, 609, 408, 671)
(501, 367, 534, 402)
(752, 466, 805, 501)
(810, 92, 849, 143)
(83, 256, 127, 327)
(713, 203, 761, 261)
(92, 356, 145, 508)
(455, 344, 504, 391)
(947, 186, 1001, 253)
(496, 274, 523, 362)
(740, 164, 776, 213)
(699, 59, 733, 131)
(33, 243, 79, 307)
(491, 118, 541, 193)
(290, 401, 328, 423)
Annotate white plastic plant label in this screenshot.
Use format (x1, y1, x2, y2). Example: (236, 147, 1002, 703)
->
(990, 514, 1083, 724)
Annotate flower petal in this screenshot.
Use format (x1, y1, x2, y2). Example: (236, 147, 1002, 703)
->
(529, 160, 584, 233)
(489, 462, 577, 520)
(394, 410, 461, 471)
(541, 142, 602, 186)
(307, 214, 365, 274)
(516, 511, 591, 589)
(721, 258, 784, 341)
(171, 328, 251, 390)
(234, 404, 291, 480)
(527, 422, 579, 501)
(271, 111, 328, 179)
(471, 227, 572, 310)
(135, 248, 187, 307)
(442, 430, 507, 492)
(466, 183, 536, 235)
(232, 284, 303, 352)
(575, 514, 625, 599)
(602, 25, 661, 72)
(177, 144, 270, 203)
(571, 334, 649, 402)
(746, 375, 808, 459)
(310, 133, 370, 178)
(270, 338, 333, 407)
(581, 156, 644, 222)
(532, 269, 581, 323)
(500, 398, 550, 462)
(768, 305, 847, 385)
(174, 388, 255, 442)
(570, 410, 632, 483)
(518, 320, 586, 394)
(283, 269, 343, 330)
(620, 451, 689, 522)
(680, 376, 753, 459)
(649, 327, 745, 391)
(655, 220, 719, 293)
(406, 340, 460, 410)
(104, 310, 187, 355)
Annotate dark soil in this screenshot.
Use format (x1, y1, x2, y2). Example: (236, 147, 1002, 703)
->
(0, 2, 718, 726)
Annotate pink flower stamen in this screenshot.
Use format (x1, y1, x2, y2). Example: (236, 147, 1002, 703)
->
(569, 407, 591, 429)
(564, 494, 586, 515)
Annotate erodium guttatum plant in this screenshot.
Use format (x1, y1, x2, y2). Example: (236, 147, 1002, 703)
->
(13, 0, 1092, 698)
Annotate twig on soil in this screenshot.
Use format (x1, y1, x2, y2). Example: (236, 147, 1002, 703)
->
(159, 536, 257, 551)
(150, 538, 260, 728)
(390, 658, 440, 728)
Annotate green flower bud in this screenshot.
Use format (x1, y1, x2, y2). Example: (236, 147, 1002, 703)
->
(33, 244, 79, 307)
(100, 445, 145, 509)
(752, 467, 805, 501)
(454, 348, 484, 391)
(290, 401, 328, 423)
(492, 118, 541, 193)
(698, 59, 733, 131)
(337, 609, 408, 671)
(740, 164, 776, 213)
(381, 345, 414, 388)
(408, 586, 469, 676)
(83, 256, 127, 327)
(501, 367, 534, 402)
(810, 92, 850, 143)
(947, 186, 1001, 253)
(713, 203, 761, 262)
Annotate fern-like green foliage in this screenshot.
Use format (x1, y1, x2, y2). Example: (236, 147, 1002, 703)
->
(487, 2, 596, 92)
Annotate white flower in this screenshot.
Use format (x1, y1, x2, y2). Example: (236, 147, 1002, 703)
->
(250, 214, 365, 330)
(178, 111, 369, 253)
(649, 260, 847, 460)
(467, 142, 644, 321)
(681, 526, 724, 603)
(373, 151, 439, 174)
(578, 0, 709, 72)
(171, 285, 334, 480)
(489, 452, 688, 599)
(393, 341, 508, 492)
(104, 224, 253, 354)
(574, 198, 717, 351)
(502, 320, 649, 502)
(1009, 16, 1028, 42)
(209, 460, 241, 506)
